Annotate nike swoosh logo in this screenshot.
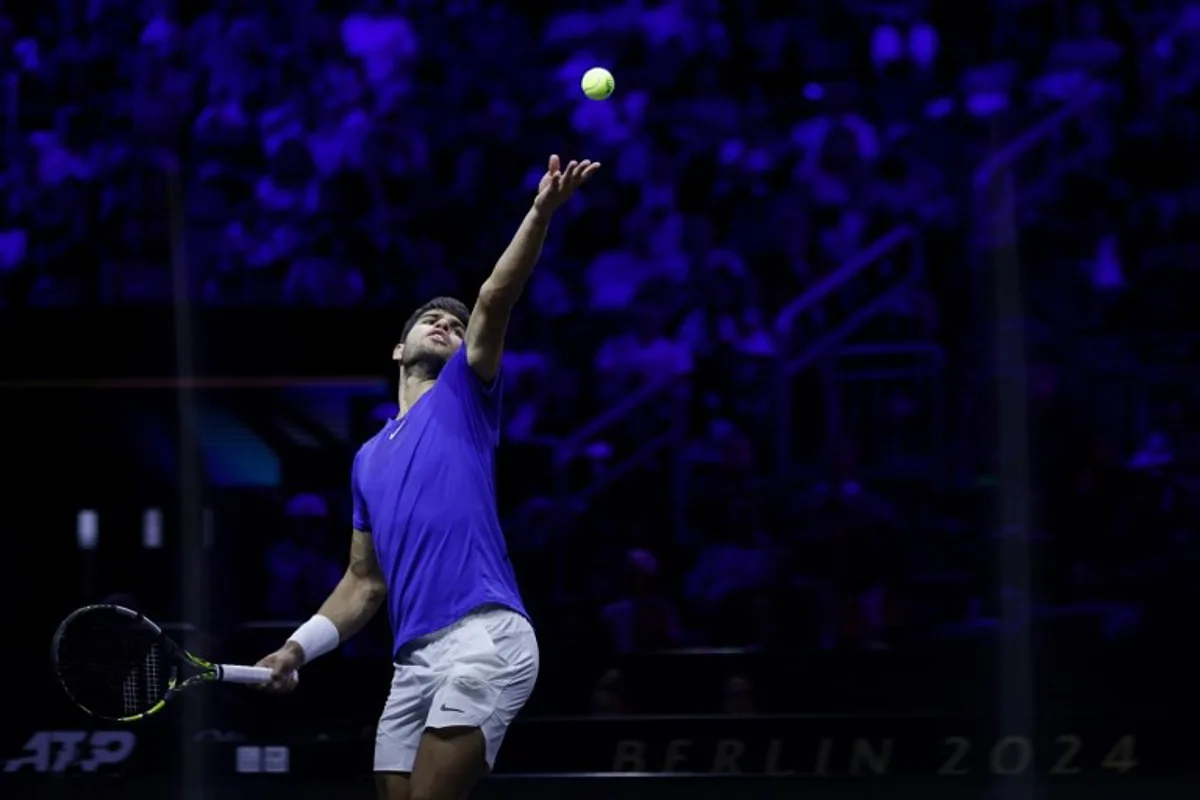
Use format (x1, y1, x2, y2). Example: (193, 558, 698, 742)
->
(440, 703, 463, 713)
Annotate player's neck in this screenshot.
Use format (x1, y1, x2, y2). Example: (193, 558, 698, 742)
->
(397, 373, 436, 417)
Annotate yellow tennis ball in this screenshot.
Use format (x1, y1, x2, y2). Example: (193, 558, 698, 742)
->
(581, 67, 615, 101)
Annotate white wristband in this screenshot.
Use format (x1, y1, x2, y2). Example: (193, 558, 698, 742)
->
(287, 615, 340, 664)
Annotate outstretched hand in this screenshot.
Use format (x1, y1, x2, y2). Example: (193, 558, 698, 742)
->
(534, 154, 601, 215)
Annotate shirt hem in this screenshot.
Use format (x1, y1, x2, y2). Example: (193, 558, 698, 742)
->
(391, 598, 530, 660)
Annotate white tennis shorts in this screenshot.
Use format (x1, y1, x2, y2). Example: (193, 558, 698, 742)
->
(374, 605, 539, 772)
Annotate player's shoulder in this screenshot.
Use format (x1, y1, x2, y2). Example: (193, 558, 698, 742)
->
(356, 422, 393, 460)
(442, 346, 472, 381)
(440, 345, 501, 394)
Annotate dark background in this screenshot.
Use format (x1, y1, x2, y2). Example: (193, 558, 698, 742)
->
(2, 0, 1200, 797)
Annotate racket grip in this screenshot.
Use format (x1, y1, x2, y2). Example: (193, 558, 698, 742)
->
(217, 664, 273, 685)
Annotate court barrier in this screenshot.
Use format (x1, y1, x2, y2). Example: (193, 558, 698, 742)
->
(6, 773, 1194, 800)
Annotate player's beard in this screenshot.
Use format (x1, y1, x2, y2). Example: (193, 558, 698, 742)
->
(403, 346, 449, 382)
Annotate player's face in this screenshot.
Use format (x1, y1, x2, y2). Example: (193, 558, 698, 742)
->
(403, 309, 465, 363)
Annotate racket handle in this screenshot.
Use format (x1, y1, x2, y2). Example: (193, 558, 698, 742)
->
(217, 664, 273, 685)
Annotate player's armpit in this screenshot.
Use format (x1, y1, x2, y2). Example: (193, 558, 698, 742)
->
(465, 286, 513, 383)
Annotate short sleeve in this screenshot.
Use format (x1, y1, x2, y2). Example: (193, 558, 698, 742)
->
(351, 451, 371, 532)
(440, 348, 503, 445)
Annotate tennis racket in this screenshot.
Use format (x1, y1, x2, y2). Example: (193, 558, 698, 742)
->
(52, 604, 275, 722)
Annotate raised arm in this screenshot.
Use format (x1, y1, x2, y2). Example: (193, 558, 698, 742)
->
(256, 529, 387, 690)
(466, 154, 600, 382)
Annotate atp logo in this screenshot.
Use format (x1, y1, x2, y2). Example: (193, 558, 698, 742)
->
(4, 730, 137, 773)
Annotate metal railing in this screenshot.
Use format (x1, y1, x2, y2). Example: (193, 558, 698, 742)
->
(774, 225, 918, 351)
(553, 376, 685, 470)
(772, 225, 925, 470)
(973, 83, 1107, 237)
(552, 376, 689, 505)
(831, 342, 947, 479)
(549, 375, 689, 597)
(974, 0, 1197, 233)
(963, 5, 1196, 444)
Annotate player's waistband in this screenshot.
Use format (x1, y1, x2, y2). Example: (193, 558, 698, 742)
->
(394, 602, 517, 658)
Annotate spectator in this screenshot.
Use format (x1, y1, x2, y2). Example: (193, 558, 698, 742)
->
(599, 549, 684, 654)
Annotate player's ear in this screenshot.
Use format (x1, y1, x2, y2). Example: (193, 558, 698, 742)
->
(392, 343, 403, 362)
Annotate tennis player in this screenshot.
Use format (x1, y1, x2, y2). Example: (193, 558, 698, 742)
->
(254, 155, 600, 800)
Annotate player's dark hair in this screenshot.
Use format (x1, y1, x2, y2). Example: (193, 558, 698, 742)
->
(400, 296, 470, 344)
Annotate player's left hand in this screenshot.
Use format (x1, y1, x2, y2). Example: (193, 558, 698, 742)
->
(534, 154, 601, 215)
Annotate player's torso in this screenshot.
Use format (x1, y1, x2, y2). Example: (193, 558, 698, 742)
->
(357, 385, 499, 557)
(356, 380, 519, 632)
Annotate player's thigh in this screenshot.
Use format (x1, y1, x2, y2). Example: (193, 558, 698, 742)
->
(424, 610, 539, 769)
(410, 726, 487, 800)
(375, 771, 411, 800)
(477, 611, 540, 767)
(477, 658, 538, 768)
(376, 665, 434, 777)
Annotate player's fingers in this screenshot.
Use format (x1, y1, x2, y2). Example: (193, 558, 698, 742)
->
(560, 162, 577, 189)
(548, 154, 560, 173)
(263, 673, 295, 693)
(575, 161, 598, 186)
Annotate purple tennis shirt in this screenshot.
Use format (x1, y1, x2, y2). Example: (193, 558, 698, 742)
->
(351, 347, 527, 657)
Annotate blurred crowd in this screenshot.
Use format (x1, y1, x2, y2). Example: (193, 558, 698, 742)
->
(8, 0, 1200, 714)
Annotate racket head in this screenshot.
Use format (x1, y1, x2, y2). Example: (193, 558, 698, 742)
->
(51, 604, 202, 722)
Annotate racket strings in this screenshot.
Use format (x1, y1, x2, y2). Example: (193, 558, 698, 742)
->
(54, 608, 173, 719)
(121, 647, 164, 716)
